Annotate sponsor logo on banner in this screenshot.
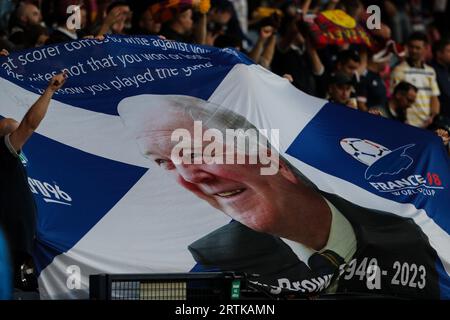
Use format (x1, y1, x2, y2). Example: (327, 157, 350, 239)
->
(340, 138, 445, 197)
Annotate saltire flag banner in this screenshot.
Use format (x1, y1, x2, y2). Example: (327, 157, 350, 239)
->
(0, 35, 449, 299)
(306, 10, 373, 49)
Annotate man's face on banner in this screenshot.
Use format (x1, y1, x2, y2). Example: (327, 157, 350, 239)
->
(138, 109, 299, 235)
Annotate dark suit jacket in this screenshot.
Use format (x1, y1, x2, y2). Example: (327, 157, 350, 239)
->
(188, 192, 441, 299)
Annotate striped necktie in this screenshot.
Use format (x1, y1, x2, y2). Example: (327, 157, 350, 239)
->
(308, 250, 345, 277)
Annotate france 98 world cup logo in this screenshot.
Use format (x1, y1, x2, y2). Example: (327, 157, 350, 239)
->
(340, 138, 444, 197)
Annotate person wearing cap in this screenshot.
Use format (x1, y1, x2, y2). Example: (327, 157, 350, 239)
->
(316, 48, 366, 110)
(327, 72, 357, 109)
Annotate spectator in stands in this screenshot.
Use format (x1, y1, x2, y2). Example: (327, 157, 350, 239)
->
(134, 6, 162, 36)
(430, 39, 450, 122)
(335, 49, 362, 80)
(391, 32, 440, 128)
(376, 81, 418, 123)
(315, 48, 367, 110)
(360, 46, 392, 111)
(145, 0, 209, 45)
(383, 0, 412, 44)
(0, 70, 67, 291)
(28, 25, 49, 47)
(9, 2, 44, 49)
(47, 1, 84, 45)
(335, 49, 367, 111)
(207, 0, 243, 47)
(208, 0, 234, 29)
(327, 72, 358, 109)
(270, 7, 323, 96)
(247, 14, 279, 69)
(160, 6, 195, 43)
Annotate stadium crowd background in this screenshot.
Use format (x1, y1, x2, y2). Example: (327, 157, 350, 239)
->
(1, 0, 448, 146)
(0, 0, 449, 299)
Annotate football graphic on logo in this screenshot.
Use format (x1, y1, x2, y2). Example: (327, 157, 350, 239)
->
(340, 138, 415, 180)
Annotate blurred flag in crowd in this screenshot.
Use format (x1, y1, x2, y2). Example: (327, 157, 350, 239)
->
(306, 9, 373, 49)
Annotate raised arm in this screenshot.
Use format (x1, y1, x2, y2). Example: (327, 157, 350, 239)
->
(249, 26, 275, 66)
(306, 37, 324, 76)
(301, 0, 312, 13)
(194, 13, 208, 45)
(259, 32, 277, 69)
(96, 6, 123, 37)
(8, 72, 67, 152)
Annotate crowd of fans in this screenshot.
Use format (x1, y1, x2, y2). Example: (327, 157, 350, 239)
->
(0, 0, 450, 298)
(0, 0, 448, 149)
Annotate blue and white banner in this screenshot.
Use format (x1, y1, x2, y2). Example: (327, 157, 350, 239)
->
(0, 35, 449, 299)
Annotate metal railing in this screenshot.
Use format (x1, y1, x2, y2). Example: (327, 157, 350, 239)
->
(89, 272, 246, 301)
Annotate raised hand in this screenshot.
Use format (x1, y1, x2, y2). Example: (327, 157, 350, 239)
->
(435, 129, 450, 146)
(260, 26, 275, 39)
(48, 72, 68, 92)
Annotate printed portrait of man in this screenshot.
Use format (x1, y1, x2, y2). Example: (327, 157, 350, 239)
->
(118, 94, 442, 298)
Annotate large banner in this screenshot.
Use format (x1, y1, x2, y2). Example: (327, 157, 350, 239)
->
(0, 35, 449, 299)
